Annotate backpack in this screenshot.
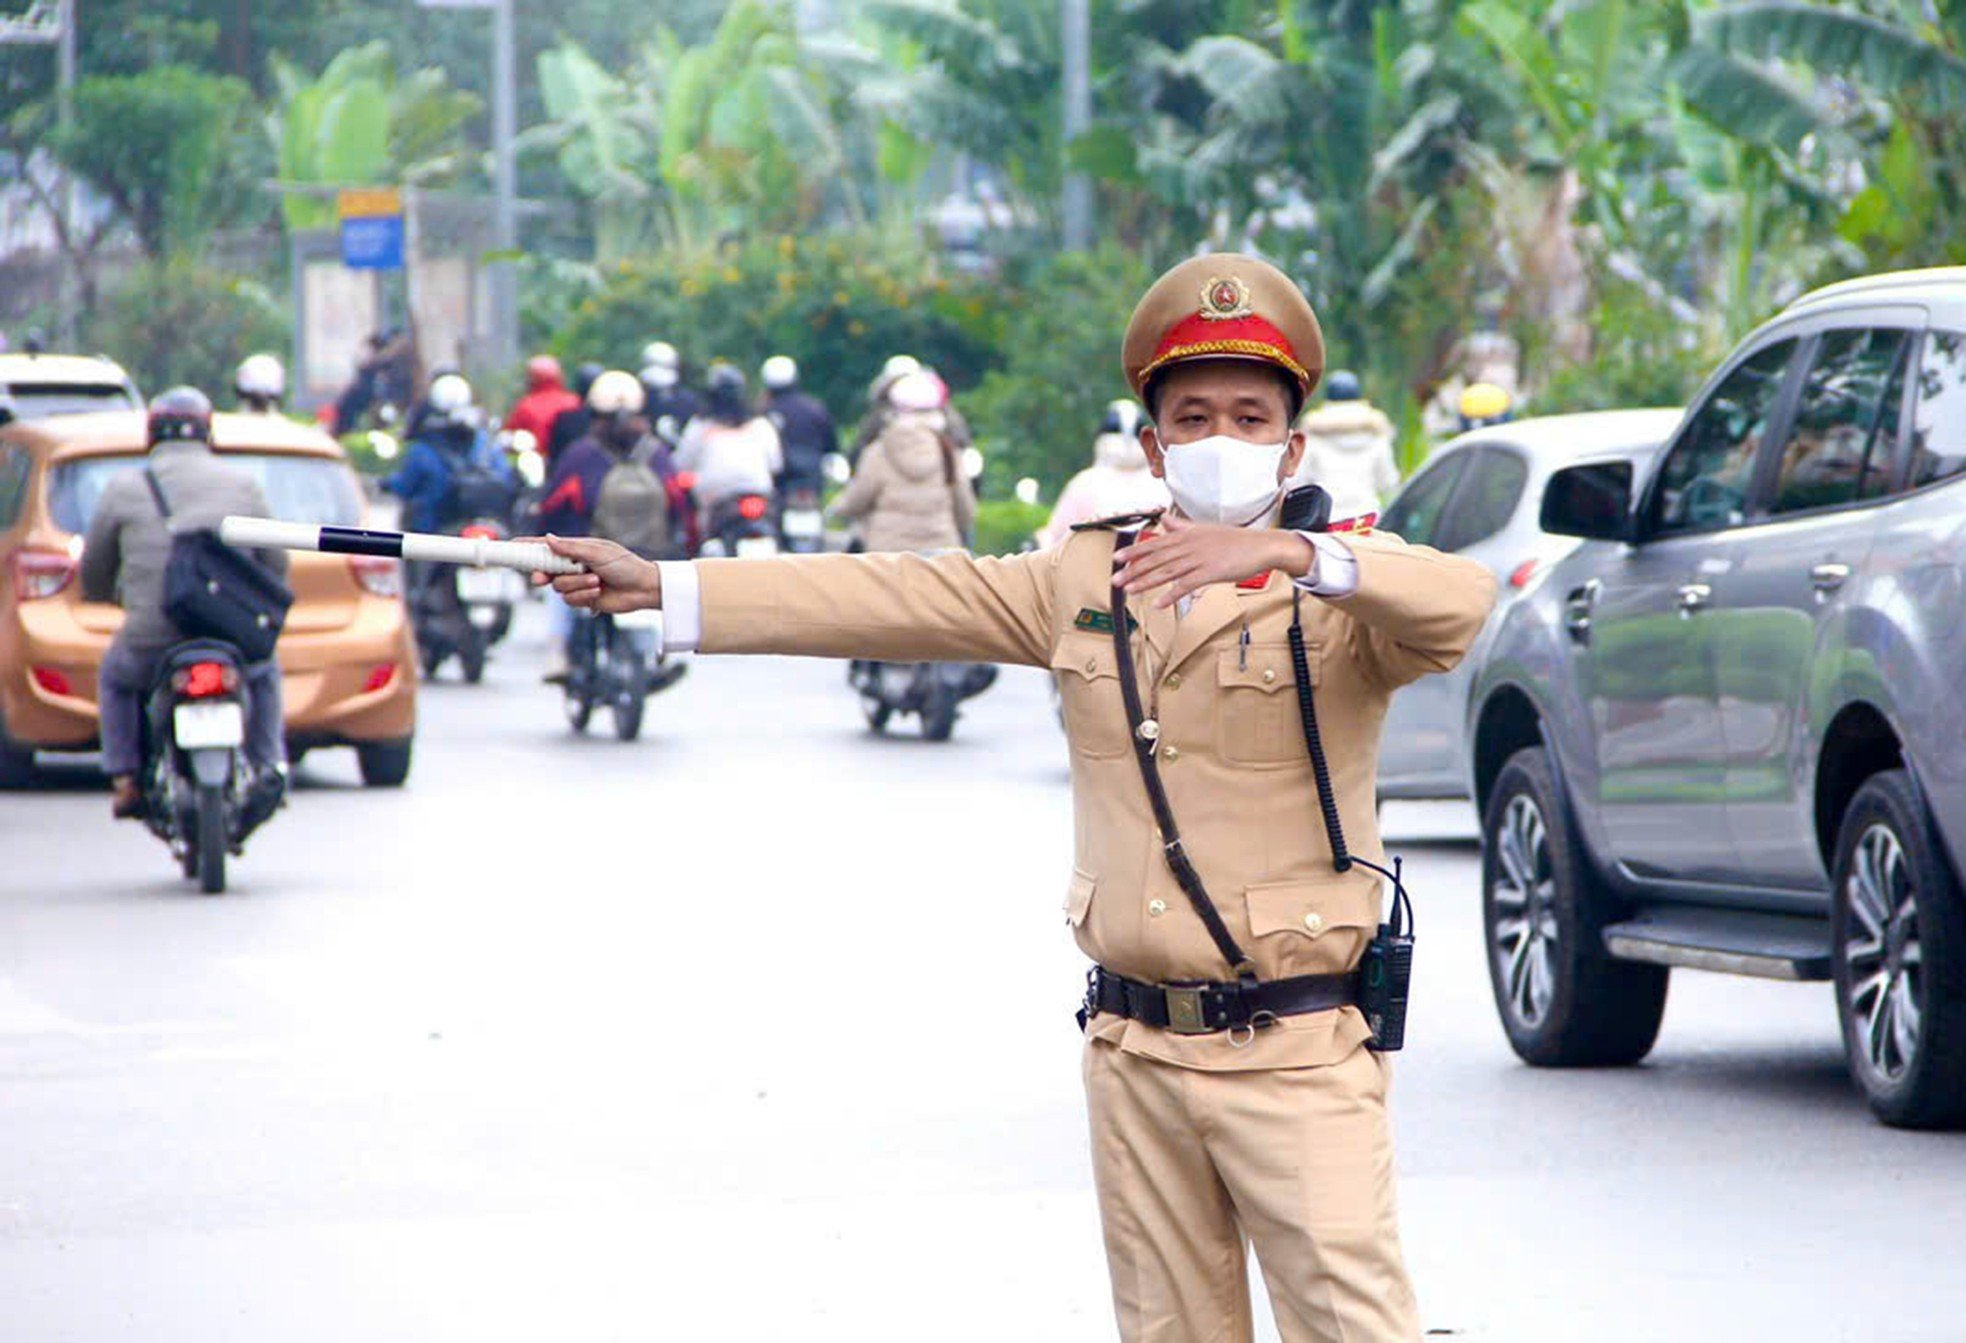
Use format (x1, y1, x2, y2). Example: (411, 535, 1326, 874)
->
(439, 436, 518, 522)
(592, 454, 673, 557)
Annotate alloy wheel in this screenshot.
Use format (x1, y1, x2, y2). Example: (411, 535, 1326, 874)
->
(1843, 823, 1923, 1085)
(1491, 793, 1559, 1029)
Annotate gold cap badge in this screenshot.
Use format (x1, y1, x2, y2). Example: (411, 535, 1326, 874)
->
(1198, 275, 1253, 321)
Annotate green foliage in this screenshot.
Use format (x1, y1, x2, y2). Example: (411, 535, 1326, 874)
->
(83, 261, 286, 395)
(972, 499, 1049, 556)
(961, 246, 1152, 493)
(1532, 276, 1721, 417)
(45, 66, 264, 258)
(548, 231, 1000, 423)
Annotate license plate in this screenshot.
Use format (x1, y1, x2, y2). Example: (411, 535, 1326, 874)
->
(782, 509, 823, 538)
(457, 568, 517, 602)
(174, 701, 244, 749)
(735, 537, 779, 559)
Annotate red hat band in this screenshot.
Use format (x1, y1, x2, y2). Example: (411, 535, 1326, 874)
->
(1141, 312, 1310, 390)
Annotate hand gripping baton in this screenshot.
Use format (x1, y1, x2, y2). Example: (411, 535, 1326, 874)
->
(219, 517, 587, 576)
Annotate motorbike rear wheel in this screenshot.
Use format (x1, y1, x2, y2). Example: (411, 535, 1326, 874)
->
(195, 783, 227, 894)
(459, 629, 487, 685)
(861, 696, 891, 734)
(611, 629, 648, 742)
(920, 686, 957, 742)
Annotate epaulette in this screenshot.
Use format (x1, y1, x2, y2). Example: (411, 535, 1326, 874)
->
(1070, 508, 1166, 534)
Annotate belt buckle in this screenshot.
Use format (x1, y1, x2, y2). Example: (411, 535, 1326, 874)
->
(1164, 985, 1211, 1035)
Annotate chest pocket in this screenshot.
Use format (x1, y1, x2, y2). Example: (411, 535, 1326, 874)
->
(1050, 633, 1131, 758)
(1218, 641, 1315, 768)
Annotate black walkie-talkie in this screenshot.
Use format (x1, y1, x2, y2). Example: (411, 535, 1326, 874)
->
(1356, 859, 1415, 1051)
(1279, 483, 1333, 533)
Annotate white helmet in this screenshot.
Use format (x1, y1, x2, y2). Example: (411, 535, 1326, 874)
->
(588, 368, 646, 416)
(427, 372, 473, 415)
(761, 355, 798, 391)
(880, 354, 921, 384)
(235, 352, 285, 402)
(888, 369, 947, 413)
(641, 341, 679, 372)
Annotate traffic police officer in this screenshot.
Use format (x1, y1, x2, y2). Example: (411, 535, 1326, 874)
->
(538, 254, 1496, 1342)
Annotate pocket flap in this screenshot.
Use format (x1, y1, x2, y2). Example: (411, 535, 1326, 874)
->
(1065, 868, 1097, 926)
(1052, 634, 1119, 682)
(1245, 871, 1379, 939)
(1216, 641, 1313, 694)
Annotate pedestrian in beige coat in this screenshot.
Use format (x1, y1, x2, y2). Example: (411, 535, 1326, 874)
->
(828, 413, 976, 553)
(535, 253, 1496, 1343)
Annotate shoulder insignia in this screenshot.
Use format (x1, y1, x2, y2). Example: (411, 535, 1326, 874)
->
(1327, 512, 1377, 535)
(1070, 508, 1166, 534)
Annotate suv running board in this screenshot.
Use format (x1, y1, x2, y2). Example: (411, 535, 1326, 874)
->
(1601, 907, 1832, 982)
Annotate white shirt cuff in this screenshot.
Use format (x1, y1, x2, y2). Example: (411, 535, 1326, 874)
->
(1292, 531, 1360, 598)
(655, 561, 702, 654)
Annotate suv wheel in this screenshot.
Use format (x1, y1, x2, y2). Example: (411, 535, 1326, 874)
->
(1831, 769, 1966, 1129)
(1482, 746, 1668, 1066)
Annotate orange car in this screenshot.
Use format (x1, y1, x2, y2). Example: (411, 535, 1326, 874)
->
(0, 412, 417, 787)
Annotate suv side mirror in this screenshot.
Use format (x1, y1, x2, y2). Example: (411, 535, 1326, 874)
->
(1541, 461, 1635, 542)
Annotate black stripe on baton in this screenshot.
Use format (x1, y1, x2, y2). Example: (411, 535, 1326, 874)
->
(318, 526, 406, 559)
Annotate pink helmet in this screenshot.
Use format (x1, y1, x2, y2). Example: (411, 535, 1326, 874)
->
(888, 369, 948, 413)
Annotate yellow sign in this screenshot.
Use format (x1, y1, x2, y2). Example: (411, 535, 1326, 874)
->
(337, 188, 404, 221)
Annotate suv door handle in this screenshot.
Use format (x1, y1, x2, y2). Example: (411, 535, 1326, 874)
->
(1676, 583, 1712, 614)
(1810, 562, 1851, 593)
(1564, 580, 1601, 643)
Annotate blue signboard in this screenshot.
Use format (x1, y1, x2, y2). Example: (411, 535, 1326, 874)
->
(340, 215, 405, 271)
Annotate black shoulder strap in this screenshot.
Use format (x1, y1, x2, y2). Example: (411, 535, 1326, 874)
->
(143, 467, 172, 520)
(1108, 532, 1257, 985)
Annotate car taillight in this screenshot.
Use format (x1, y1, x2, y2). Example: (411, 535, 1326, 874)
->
(171, 661, 237, 698)
(1508, 560, 1541, 590)
(30, 666, 72, 696)
(349, 555, 402, 598)
(362, 663, 397, 694)
(460, 523, 502, 541)
(11, 550, 76, 601)
(738, 495, 769, 521)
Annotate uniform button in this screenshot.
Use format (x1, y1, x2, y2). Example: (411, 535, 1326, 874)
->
(1085, 658, 1098, 674)
(1303, 911, 1325, 933)
(1163, 746, 1180, 763)
(1148, 899, 1168, 917)
(1165, 672, 1182, 690)
(1262, 668, 1277, 684)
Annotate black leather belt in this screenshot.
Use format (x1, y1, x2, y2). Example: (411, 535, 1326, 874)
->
(1086, 966, 1360, 1036)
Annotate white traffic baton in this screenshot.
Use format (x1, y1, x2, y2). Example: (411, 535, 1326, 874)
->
(218, 516, 586, 576)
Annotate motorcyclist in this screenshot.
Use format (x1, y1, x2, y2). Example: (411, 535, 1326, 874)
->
(79, 388, 290, 821)
(1288, 369, 1400, 521)
(536, 369, 675, 679)
(640, 341, 704, 443)
(829, 370, 975, 553)
(758, 355, 838, 496)
(675, 362, 782, 536)
(1039, 399, 1171, 546)
(851, 353, 974, 461)
(1457, 381, 1514, 433)
(334, 327, 417, 432)
(546, 361, 605, 464)
(506, 355, 581, 449)
(234, 353, 286, 415)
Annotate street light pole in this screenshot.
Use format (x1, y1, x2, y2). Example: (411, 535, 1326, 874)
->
(1060, 0, 1091, 252)
(488, 0, 518, 369)
(55, 0, 75, 345)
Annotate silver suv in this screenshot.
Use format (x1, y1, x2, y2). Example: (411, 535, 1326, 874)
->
(1468, 266, 1966, 1128)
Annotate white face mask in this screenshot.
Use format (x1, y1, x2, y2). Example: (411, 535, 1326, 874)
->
(1159, 434, 1288, 526)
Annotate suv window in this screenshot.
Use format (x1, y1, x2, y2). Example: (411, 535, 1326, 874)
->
(0, 446, 28, 527)
(1771, 329, 1909, 514)
(1651, 339, 1797, 535)
(1908, 330, 1966, 490)
(1436, 446, 1528, 552)
(1380, 448, 1470, 547)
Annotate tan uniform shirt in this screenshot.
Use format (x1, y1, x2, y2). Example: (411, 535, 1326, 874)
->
(691, 526, 1495, 1071)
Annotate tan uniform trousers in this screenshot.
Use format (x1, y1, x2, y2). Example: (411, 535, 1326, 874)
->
(1083, 1039, 1420, 1343)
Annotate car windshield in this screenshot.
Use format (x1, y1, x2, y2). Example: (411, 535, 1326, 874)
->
(5, 383, 138, 419)
(47, 452, 362, 534)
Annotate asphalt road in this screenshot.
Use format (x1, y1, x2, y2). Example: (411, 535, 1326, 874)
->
(3, 603, 1963, 1341)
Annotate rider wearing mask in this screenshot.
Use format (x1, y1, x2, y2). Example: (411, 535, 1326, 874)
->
(81, 388, 290, 821)
(1039, 399, 1171, 546)
(829, 370, 974, 554)
(234, 354, 286, 415)
(758, 355, 838, 497)
(674, 362, 782, 526)
(850, 354, 975, 463)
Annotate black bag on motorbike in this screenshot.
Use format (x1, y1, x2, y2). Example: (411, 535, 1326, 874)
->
(446, 449, 520, 521)
(144, 470, 292, 662)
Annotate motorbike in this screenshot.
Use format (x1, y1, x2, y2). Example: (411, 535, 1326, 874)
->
(850, 658, 997, 742)
(137, 641, 278, 894)
(779, 485, 826, 554)
(410, 520, 523, 683)
(700, 492, 780, 558)
(564, 607, 686, 741)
